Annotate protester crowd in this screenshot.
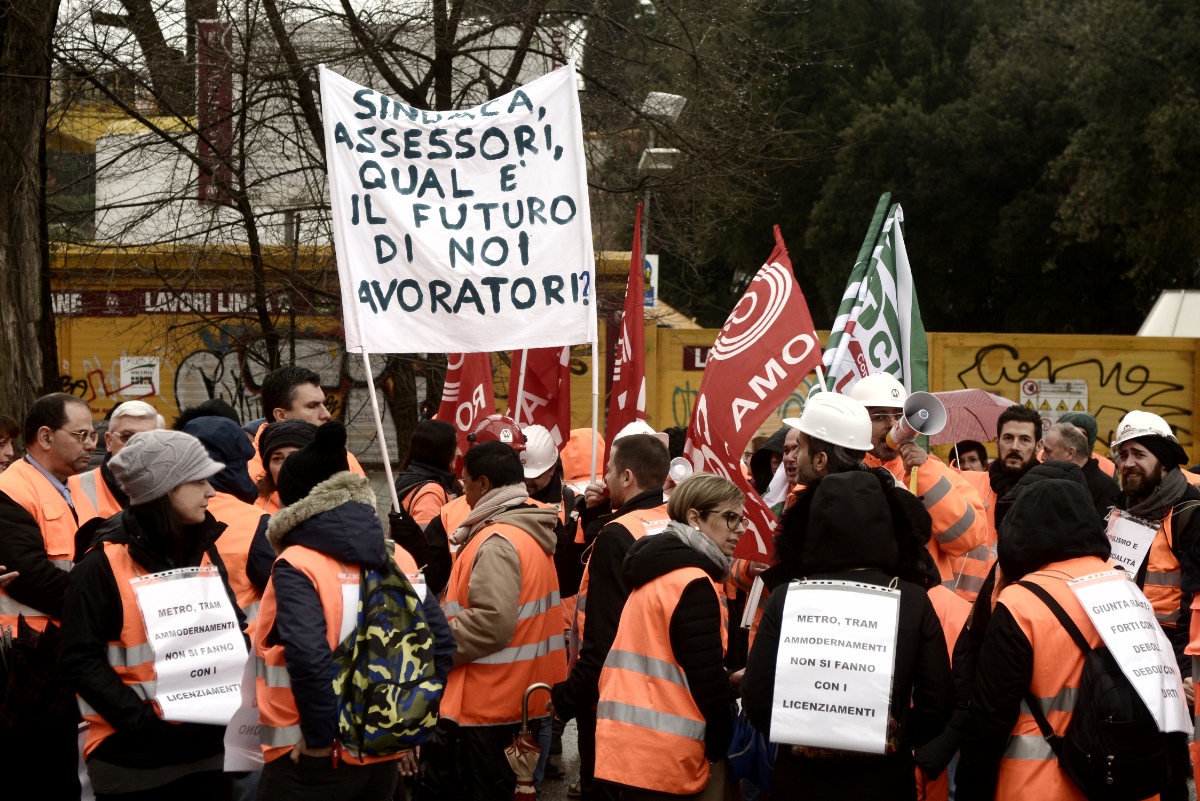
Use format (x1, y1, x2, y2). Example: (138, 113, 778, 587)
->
(2, 365, 1200, 801)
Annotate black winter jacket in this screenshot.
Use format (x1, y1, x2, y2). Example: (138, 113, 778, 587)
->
(549, 488, 667, 722)
(742, 569, 953, 801)
(262, 472, 455, 749)
(615, 529, 735, 765)
(58, 509, 238, 772)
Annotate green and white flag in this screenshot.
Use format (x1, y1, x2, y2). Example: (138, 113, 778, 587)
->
(822, 193, 928, 395)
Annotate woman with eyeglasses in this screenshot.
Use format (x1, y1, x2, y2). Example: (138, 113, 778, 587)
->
(593, 472, 743, 799)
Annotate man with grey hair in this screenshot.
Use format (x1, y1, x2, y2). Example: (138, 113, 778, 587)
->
(69, 400, 165, 521)
(1042, 420, 1120, 517)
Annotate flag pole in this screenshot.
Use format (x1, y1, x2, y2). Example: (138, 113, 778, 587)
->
(590, 340, 599, 482)
(360, 350, 400, 513)
(814, 365, 828, 393)
(514, 349, 528, 426)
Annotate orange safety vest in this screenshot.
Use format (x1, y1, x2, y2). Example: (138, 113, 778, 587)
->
(1093, 452, 1117, 479)
(401, 482, 450, 528)
(594, 565, 729, 795)
(255, 543, 403, 765)
(1143, 508, 1183, 628)
(948, 470, 997, 603)
(440, 495, 472, 563)
(440, 521, 566, 726)
(992, 556, 1112, 800)
(569, 504, 670, 668)
(869, 454, 988, 603)
(208, 492, 270, 629)
(77, 542, 216, 757)
(69, 467, 124, 523)
(0, 458, 92, 632)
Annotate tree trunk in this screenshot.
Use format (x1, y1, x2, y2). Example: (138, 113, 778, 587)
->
(0, 0, 61, 420)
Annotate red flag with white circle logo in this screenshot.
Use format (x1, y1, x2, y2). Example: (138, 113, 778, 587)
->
(683, 227, 822, 560)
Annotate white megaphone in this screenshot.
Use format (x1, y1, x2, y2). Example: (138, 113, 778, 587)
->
(885, 392, 947, 449)
(669, 457, 694, 483)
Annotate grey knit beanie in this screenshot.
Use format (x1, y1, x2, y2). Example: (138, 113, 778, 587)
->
(109, 430, 225, 506)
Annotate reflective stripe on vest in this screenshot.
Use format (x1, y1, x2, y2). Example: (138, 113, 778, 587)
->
(596, 699, 705, 742)
(1143, 509, 1183, 628)
(242, 600, 260, 623)
(936, 504, 977, 546)
(78, 680, 157, 717)
(76, 470, 100, 513)
(255, 655, 291, 688)
(106, 642, 155, 668)
(1003, 734, 1056, 761)
(260, 723, 303, 747)
(473, 633, 565, 666)
(604, 648, 689, 689)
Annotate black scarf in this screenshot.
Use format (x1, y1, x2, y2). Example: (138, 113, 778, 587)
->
(1123, 467, 1189, 523)
(394, 460, 458, 499)
(990, 457, 1035, 533)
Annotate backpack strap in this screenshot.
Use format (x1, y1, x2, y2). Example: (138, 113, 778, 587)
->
(1013, 580, 1093, 754)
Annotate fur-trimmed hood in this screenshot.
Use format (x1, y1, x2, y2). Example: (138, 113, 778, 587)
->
(266, 471, 386, 567)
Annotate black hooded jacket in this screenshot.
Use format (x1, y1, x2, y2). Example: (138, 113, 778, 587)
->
(914, 461, 1096, 780)
(58, 509, 238, 771)
(615, 530, 735, 764)
(262, 473, 455, 748)
(742, 471, 953, 801)
(549, 487, 666, 722)
(955, 479, 1116, 801)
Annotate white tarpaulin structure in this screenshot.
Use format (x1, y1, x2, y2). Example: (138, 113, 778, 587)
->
(321, 64, 598, 354)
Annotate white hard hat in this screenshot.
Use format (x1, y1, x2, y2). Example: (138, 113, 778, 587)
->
(613, 420, 670, 448)
(1113, 410, 1177, 447)
(784, 392, 873, 452)
(614, 420, 657, 440)
(848, 372, 907, 409)
(519, 424, 558, 478)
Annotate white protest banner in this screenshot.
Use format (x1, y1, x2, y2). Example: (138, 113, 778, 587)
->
(131, 566, 247, 725)
(1069, 570, 1191, 734)
(770, 580, 900, 753)
(223, 655, 263, 772)
(321, 65, 598, 354)
(1105, 510, 1159, 575)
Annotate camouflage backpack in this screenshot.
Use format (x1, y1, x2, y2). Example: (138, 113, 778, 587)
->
(331, 548, 443, 756)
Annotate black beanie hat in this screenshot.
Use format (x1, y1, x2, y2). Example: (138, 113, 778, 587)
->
(1132, 435, 1189, 470)
(277, 421, 350, 506)
(260, 419, 319, 465)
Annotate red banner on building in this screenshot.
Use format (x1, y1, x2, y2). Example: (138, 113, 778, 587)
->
(438, 353, 495, 457)
(197, 20, 233, 204)
(508, 347, 571, 447)
(604, 203, 647, 446)
(684, 227, 822, 561)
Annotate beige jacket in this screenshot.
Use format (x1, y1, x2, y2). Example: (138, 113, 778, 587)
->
(450, 503, 559, 666)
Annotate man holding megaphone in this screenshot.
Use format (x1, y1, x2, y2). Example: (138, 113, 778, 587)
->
(848, 373, 989, 603)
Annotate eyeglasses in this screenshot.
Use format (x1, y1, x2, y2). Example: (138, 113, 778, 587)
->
(58, 428, 98, 445)
(706, 510, 750, 532)
(108, 430, 141, 444)
(870, 412, 904, 424)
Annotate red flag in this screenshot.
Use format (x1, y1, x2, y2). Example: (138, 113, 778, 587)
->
(508, 347, 572, 448)
(437, 353, 496, 458)
(683, 227, 822, 561)
(604, 203, 647, 446)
